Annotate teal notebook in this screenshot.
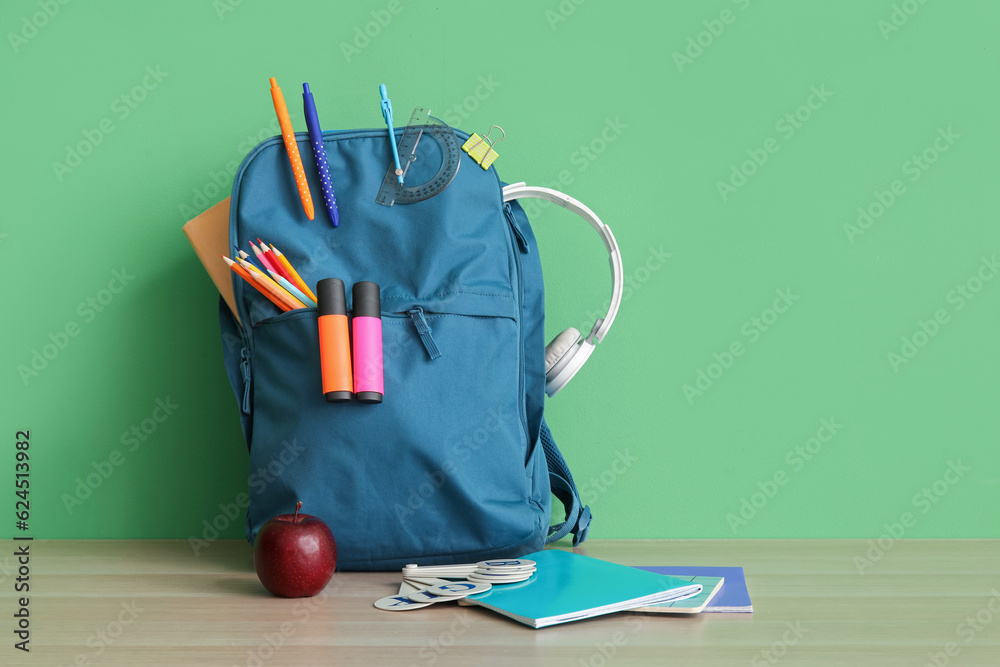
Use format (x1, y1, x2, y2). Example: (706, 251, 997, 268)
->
(463, 550, 703, 628)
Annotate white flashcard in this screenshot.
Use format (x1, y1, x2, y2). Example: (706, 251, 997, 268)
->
(374, 595, 434, 611)
(423, 581, 492, 597)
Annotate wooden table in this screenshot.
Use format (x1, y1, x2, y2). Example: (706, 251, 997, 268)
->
(3, 539, 998, 666)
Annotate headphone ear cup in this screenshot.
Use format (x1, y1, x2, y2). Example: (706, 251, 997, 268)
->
(545, 328, 582, 374)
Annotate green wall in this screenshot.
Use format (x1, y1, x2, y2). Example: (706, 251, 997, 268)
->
(3, 1, 997, 540)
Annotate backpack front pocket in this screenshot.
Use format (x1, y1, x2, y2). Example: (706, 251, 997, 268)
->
(245, 301, 543, 569)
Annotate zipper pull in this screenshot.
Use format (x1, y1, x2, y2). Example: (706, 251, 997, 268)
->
(239, 347, 252, 414)
(504, 203, 529, 254)
(408, 307, 442, 360)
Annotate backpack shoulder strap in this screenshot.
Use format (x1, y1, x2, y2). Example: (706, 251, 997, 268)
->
(541, 418, 592, 545)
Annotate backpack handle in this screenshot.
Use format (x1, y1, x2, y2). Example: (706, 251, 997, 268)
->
(502, 183, 624, 395)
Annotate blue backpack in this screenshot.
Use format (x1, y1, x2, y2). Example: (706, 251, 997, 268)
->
(218, 119, 620, 571)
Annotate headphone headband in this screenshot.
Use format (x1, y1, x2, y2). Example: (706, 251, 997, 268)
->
(502, 183, 624, 395)
(502, 183, 623, 344)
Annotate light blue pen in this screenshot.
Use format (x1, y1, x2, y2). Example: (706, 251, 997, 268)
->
(270, 271, 318, 308)
(379, 83, 404, 184)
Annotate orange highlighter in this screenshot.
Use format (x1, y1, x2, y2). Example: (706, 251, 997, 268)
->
(317, 278, 353, 402)
(269, 77, 315, 220)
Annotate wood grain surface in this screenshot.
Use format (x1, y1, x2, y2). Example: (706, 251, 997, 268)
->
(2, 539, 998, 666)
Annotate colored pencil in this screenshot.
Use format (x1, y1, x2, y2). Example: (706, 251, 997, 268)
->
(271, 272, 317, 308)
(249, 241, 277, 273)
(257, 238, 295, 282)
(237, 258, 307, 310)
(223, 256, 291, 312)
(249, 269, 307, 311)
(270, 244, 317, 303)
(223, 255, 257, 286)
(269, 77, 315, 220)
(237, 255, 266, 276)
(237, 248, 266, 275)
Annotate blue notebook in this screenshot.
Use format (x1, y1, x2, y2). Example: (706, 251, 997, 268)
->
(637, 566, 752, 612)
(463, 550, 703, 628)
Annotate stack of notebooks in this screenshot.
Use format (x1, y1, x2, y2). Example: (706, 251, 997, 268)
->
(460, 550, 752, 629)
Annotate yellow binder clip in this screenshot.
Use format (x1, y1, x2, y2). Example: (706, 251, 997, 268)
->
(461, 125, 505, 170)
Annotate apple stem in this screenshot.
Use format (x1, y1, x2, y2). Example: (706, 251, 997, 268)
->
(294, 501, 302, 522)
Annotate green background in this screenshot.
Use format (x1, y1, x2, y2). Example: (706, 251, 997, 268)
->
(2, 0, 997, 541)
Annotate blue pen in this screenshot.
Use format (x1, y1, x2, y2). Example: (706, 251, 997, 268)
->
(302, 83, 340, 227)
(379, 83, 404, 184)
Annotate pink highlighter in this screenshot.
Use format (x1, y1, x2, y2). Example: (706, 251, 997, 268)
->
(352, 281, 384, 403)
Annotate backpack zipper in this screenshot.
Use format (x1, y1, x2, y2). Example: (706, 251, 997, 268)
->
(504, 203, 530, 460)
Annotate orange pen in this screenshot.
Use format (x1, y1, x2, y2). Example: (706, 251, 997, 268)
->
(269, 77, 315, 220)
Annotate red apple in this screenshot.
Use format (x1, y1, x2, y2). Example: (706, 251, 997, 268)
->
(253, 501, 337, 597)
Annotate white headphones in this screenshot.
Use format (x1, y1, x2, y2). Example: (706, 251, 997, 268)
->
(502, 183, 624, 397)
